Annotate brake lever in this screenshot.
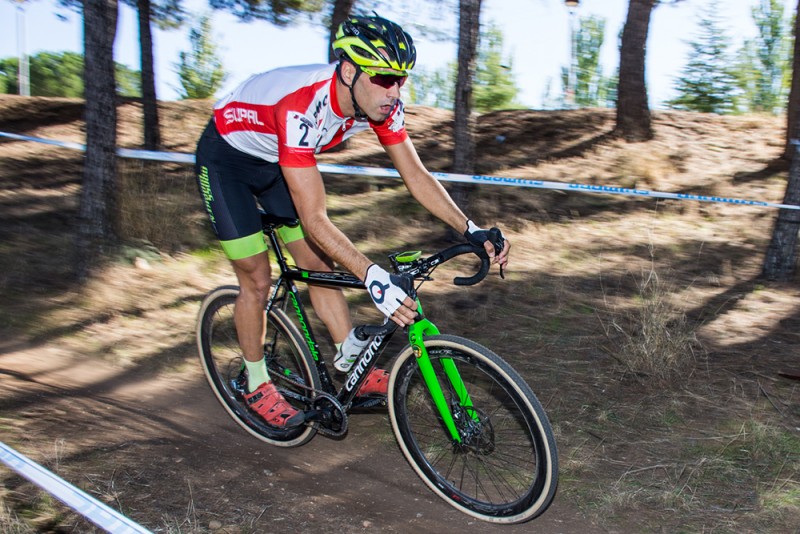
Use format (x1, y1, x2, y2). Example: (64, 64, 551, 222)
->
(488, 227, 505, 280)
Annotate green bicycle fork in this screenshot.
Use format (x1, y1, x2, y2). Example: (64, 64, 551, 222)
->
(408, 306, 478, 444)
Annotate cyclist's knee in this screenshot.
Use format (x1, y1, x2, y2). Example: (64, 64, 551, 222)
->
(239, 276, 270, 303)
(232, 255, 271, 299)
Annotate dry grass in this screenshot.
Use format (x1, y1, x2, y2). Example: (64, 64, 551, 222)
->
(612, 143, 683, 190)
(0, 495, 34, 534)
(116, 159, 209, 254)
(0, 475, 90, 533)
(597, 263, 703, 386)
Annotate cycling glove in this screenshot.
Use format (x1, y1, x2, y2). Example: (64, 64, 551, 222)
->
(365, 264, 411, 318)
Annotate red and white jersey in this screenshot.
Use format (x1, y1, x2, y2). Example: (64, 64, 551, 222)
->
(213, 63, 408, 167)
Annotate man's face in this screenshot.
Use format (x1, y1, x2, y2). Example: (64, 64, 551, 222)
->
(353, 67, 407, 122)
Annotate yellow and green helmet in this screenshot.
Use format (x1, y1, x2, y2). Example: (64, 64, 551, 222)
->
(332, 14, 416, 74)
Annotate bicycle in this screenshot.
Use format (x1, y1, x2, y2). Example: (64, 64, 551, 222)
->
(196, 212, 559, 524)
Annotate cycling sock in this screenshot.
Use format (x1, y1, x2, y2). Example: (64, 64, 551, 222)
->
(335, 342, 342, 352)
(244, 357, 270, 393)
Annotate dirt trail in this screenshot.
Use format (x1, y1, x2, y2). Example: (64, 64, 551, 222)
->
(0, 342, 596, 533)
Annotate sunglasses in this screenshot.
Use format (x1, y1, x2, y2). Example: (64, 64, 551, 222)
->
(361, 68, 408, 89)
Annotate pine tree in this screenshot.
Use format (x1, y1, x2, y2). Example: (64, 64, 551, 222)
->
(77, 0, 119, 279)
(406, 22, 519, 112)
(561, 14, 613, 108)
(734, 0, 791, 114)
(668, 1, 737, 114)
(473, 23, 519, 112)
(614, 0, 657, 141)
(175, 15, 227, 100)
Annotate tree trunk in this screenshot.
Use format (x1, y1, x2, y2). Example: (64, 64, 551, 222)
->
(764, 0, 800, 280)
(783, 0, 800, 160)
(77, 0, 119, 279)
(762, 149, 800, 280)
(451, 0, 482, 210)
(615, 0, 655, 141)
(138, 0, 160, 149)
(328, 0, 356, 63)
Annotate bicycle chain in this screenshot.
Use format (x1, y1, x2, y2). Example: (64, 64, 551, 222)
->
(270, 369, 339, 402)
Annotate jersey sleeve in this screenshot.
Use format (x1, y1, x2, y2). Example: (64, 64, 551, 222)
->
(369, 101, 408, 146)
(277, 108, 322, 168)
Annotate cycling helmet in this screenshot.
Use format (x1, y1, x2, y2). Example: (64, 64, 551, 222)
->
(332, 14, 416, 74)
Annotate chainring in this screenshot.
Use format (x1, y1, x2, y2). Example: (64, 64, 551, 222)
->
(311, 392, 349, 438)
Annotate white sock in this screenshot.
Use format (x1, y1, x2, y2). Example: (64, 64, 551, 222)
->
(244, 357, 270, 393)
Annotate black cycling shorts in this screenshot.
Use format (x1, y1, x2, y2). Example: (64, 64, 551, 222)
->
(194, 119, 304, 259)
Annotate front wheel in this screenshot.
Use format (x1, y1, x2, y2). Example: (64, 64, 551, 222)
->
(388, 335, 558, 524)
(197, 286, 320, 447)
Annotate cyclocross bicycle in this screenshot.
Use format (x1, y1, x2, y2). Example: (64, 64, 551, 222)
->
(196, 212, 558, 524)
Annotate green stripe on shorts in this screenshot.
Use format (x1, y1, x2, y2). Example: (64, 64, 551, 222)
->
(277, 223, 306, 244)
(220, 231, 268, 260)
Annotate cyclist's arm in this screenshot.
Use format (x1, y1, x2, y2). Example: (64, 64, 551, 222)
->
(383, 138, 510, 267)
(281, 165, 371, 278)
(384, 138, 468, 232)
(281, 165, 418, 325)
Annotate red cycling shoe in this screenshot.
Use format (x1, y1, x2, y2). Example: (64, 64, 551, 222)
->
(244, 381, 305, 428)
(357, 368, 390, 396)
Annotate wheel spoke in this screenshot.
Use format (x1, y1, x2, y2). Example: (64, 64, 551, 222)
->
(391, 336, 558, 523)
(198, 288, 320, 447)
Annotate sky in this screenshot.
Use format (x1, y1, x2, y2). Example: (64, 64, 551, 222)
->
(0, 0, 797, 109)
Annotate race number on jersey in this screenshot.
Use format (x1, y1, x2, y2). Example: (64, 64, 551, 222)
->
(285, 112, 321, 149)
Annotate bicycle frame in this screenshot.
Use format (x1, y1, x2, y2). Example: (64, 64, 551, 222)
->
(263, 222, 474, 441)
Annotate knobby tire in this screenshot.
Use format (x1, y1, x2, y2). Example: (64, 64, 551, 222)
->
(388, 335, 558, 524)
(197, 286, 320, 448)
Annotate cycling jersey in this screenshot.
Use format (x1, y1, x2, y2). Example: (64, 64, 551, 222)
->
(196, 63, 410, 260)
(213, 63, 408, 167)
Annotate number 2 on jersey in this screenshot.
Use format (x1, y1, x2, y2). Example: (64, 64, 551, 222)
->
(286, 112, 319, 149)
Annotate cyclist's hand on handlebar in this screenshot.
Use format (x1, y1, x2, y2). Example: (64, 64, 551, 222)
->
(365, 264, 418, 326)
(465, 220, 511, 271)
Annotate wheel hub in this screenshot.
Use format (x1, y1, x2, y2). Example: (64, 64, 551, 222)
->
(453, 406, 496, 455)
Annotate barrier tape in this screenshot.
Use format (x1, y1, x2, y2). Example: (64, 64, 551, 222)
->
(0, 441, 152, 533)
(3, 130, 799, 211)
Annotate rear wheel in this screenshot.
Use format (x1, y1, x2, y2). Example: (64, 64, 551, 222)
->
(388, 335, 558, 524)
(197, 286, 320, 447)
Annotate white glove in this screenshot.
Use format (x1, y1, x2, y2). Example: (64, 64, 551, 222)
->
(365, 264, 410, 319)
(465, 219, 501, 248)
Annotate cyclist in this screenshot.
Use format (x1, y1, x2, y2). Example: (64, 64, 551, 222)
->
(194, 14, 510, 429)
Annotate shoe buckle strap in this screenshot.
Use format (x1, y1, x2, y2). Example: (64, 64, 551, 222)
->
(246, 391, 264, 405)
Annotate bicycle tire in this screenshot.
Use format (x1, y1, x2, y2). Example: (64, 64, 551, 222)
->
(197, 286, 320, 447)
(388, 334, 558, 524)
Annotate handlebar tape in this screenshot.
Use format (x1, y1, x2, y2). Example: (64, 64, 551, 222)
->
(454, 227, 504, 286)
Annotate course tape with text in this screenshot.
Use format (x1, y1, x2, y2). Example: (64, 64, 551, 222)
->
(0, 441, 152, 533)
(2, 130, 799, 211)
